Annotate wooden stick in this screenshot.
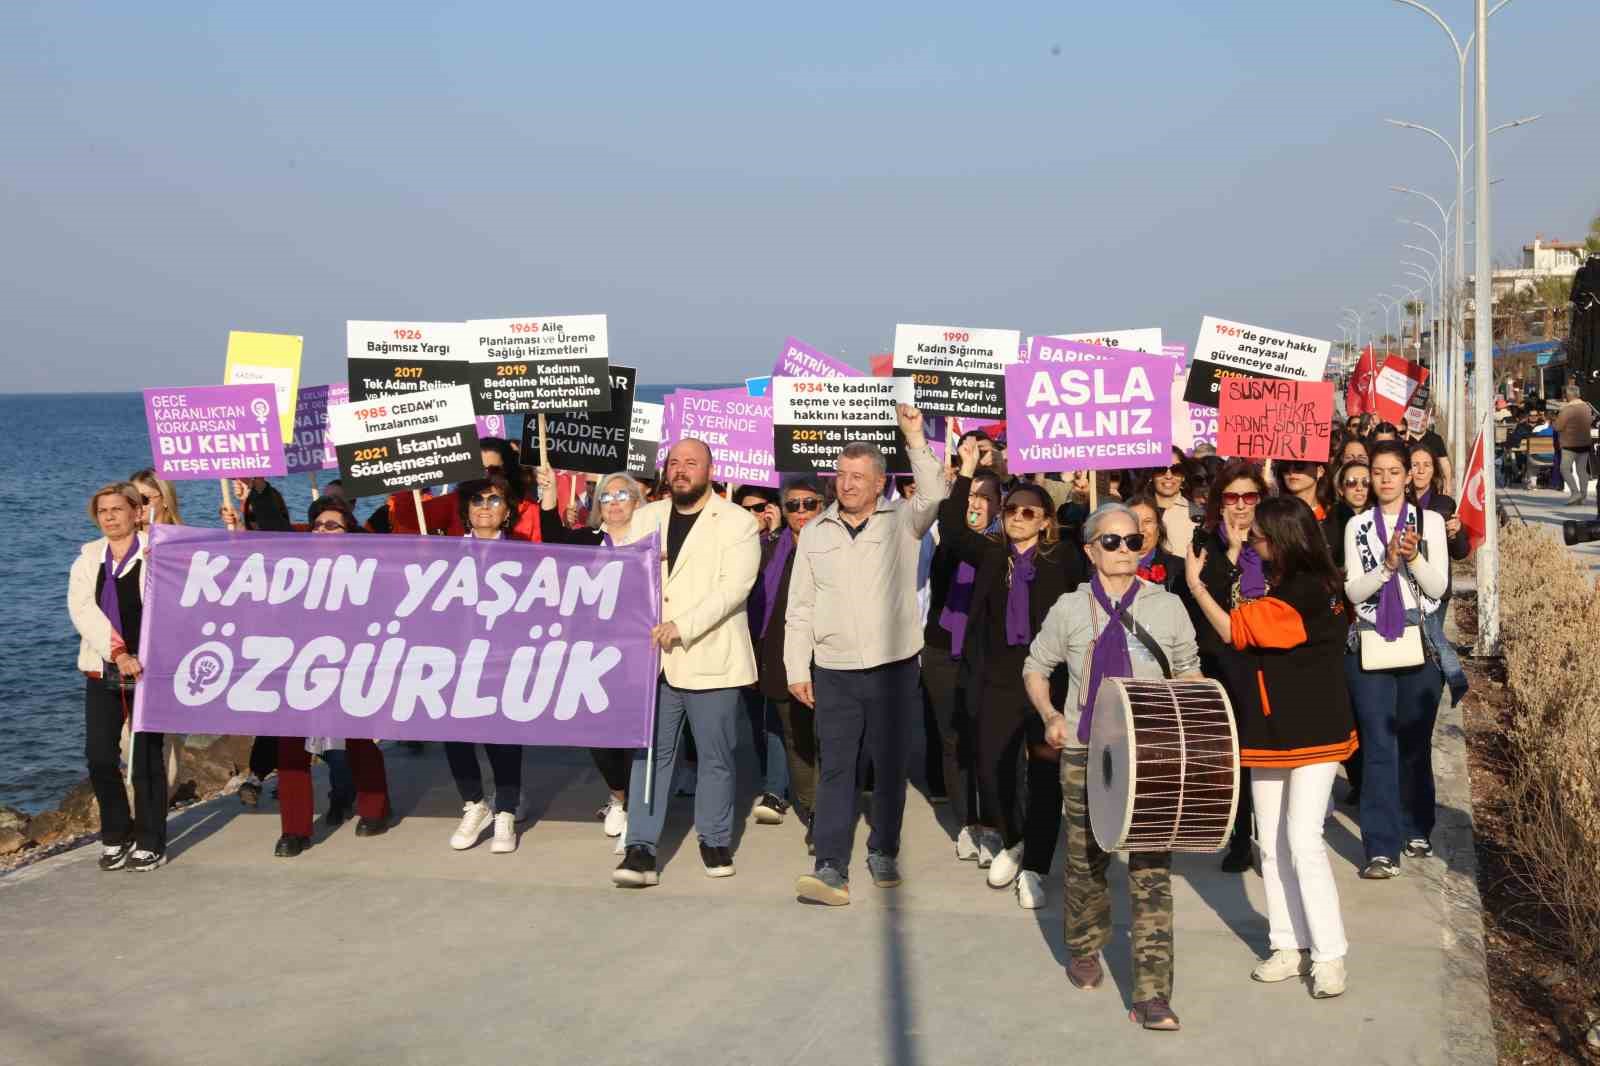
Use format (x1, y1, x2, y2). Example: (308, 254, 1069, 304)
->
(1087, 470, 1098, 512)
(220, 479, 237, 531)
(537, 414, 549, 469)
(309, 471, 319, 502)
(412, 489, 428, 536)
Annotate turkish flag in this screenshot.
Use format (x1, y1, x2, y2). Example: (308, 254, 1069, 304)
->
(1457, 426, 1488, 553)
(1374, 355, 1429, 424)
(1346, 346, 1377, 416)
(869, 353, 894, 377)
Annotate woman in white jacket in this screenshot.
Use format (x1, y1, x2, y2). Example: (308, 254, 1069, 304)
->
(68, 483, 166, 871)
(1342, 440, 1449, 880)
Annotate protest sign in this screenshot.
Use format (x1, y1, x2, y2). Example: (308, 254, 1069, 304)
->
(628, 400, 664, 477)
(523, 365, 636, 476)
(285, 383, 346, 475)
(774, 337, 863, 380)
(772, 376, 914, 474)
(1184, 316, 1332, 407)
(346, 321, 472, 402)
(224, 331, 303, 442)
(144, 384, 287, 480)
(1163, 342, 1189, 365)
(1002, 338, 1171, 474)
(475, 413, 510, 441)
(132, 524, 661, 748)
(328, 384, 483, 498)
(1216, 378, 1334, 462)
(1030, 328, 1163, 359)
(892, 323, 1020, 419)
(675, 388, 778, 487)
(656, 392, 681, 469)
(1404, 405, 1428, 435)
(745, 376, 772, 398)
(1374, 355, 1429, 424)
(464, 314, 611, 415)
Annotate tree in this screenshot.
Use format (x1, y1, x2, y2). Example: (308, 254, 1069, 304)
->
(1532, 275, 1573, 340)
(1586, 211, 1600, 256)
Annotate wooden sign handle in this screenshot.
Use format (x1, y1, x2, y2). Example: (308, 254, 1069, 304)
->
(537, 414, 549, 469)
(220, 479, 238, 531)
(412, 489, 428, 536)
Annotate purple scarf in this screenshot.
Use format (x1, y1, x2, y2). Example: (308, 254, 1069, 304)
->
(1222, 525, 1267, 600)
(1416, 488, 1433, 512)
(1372, 501, 1410, 639)
(99, 538, 141, 648)
(750, 528, 794, 639)
(1005, 545, 1037, 646)
(1078, 574, 1140, 743)
(939, 562, 977, 657)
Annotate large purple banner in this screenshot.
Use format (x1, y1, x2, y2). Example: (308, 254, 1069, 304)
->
(133, 525, 661, 748)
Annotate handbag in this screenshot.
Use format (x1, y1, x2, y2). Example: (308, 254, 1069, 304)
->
(1358, 566, 1426, 671)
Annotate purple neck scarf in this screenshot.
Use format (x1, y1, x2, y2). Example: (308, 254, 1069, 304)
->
(1078, 574, 1140, 743)
(750, 528, 795, 639)
(1005, 545, 1037, 646)
(99, 538, 140, 646)
(1372, 501, 1410, 639)
(1222, 524, 1267, 599)
(939, 562, 977, 657)
(1416, 488, 1433, 512)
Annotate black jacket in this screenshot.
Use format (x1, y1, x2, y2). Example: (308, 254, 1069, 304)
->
(751, 533, 799, 702)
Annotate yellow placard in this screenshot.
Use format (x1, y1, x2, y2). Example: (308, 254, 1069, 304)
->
(223, 330, 303, 441)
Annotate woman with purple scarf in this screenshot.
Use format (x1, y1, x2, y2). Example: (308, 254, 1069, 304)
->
(1023, 503, 1201, 1031)
(1179, 457, 1271, 873)
(941, 438, 1085, 908)
(1343, 441, 1449, 878)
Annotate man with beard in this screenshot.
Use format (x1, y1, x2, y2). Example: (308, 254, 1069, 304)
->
(786, 405, 945, 905)
(612, 438, 762, 887)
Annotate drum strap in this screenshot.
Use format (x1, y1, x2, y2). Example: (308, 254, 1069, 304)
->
(1117, 605, 1173, 680)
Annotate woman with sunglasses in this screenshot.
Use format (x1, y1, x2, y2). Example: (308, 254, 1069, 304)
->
(1272, 458, 1330, 521)
(1325, 460, 1371, 570)
(1023, 503, 1201, 1030)
(271, 498, 392, 857)
(129, 468, 182, 529)
(1141, 449, 1199, 558)
(438, 474, 529, 855)
(1186, 497, 1355, 998)
(942, 437, 1085, 907)
(1184, 458, 1271, 873)
(924, 468, 1002, 864)
(536, 468, 648, 846)
(1343, 441, 1449, 878)
(1124, 493, 1185, 594)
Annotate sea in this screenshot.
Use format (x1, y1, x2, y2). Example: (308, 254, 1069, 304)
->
(0, 385, 715, 814)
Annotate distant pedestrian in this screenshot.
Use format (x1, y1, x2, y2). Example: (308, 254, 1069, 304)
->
(1554, 384, 1594, 504)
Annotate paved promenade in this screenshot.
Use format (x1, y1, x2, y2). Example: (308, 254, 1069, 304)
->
(0, 719, 1494, 1066)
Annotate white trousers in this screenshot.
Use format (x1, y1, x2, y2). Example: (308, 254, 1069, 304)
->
(1252, 762, 1348, 962)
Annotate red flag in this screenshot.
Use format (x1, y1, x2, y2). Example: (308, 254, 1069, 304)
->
(869, 353, 894, 377)
(1457, 425, 1488, 552)
(1374, 355, 1429, 424)
(1346, 346, 1377, 417)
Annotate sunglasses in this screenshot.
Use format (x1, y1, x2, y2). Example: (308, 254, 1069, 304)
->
(1003, 504, 1045, 521)
(742, 502, 772, 513)
(1342, 477, 1371, 489)
(784, 498, 822, 514)
(598, 491, 634, 505)
(469, 493, 506, 508)
(1159, 464, 1186, 476)
(141, 493, 160, 505)
(1221, 491, 1261, 507)
(1278, 460, 1316, 473)
(311, 519, 347, 532)
(1095, 532, 1146, 553)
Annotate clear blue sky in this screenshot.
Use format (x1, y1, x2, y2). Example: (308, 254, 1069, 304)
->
(2, 2, 1595, 392)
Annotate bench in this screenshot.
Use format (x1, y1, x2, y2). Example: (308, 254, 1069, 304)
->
(1523, 435, 1557, 488)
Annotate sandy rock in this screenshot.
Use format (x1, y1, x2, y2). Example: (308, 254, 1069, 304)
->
(0, 806, 27, 833)
(24, 809, 71, 846)
(0, 829, 25, 855)
(58, 780, 99, 828)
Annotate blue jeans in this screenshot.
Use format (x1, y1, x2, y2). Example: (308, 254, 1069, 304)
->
(626, 682, 741, 853)
(322, 749, 354, 808)
(742, 690, 790, 799)
(1423, 608, 1469, 703)
(1344, 653, 1442, 862)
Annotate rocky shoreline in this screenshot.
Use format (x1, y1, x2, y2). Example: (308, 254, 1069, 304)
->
(0, 734, 254, 872)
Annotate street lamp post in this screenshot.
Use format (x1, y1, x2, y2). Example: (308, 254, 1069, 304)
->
(1341, 307, 1363, 366)
(1473, 0, 1499, 653)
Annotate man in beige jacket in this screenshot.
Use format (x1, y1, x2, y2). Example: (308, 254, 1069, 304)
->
(1554, 383, 1595, 505)
(787, 405, 944, 904)
(613, 438, 761, 888)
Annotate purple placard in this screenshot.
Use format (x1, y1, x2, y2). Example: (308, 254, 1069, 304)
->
(286, 383, 347, 475)
(132, 524, 661, 747)
(144, 384, 287, 480)
(773, 337, 862, 380)
(1187, 403, 1218, 448)
(476, 413, 509, 440)
(1002, 338, 1172, 473)
(676, 387, 778, 487)
(656, 391, 682, 468)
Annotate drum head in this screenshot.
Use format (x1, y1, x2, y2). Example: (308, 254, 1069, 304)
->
(1087, 680, 1136, 852)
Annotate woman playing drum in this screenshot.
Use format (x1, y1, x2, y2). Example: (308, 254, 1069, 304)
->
(1186, 496, 1355, 1000)
(1022, 503, 1201, 1032)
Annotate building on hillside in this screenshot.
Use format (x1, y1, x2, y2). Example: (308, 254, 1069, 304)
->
(1466, 234, 1585, 301)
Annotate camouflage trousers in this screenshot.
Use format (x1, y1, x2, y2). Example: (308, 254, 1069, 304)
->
(1060, 747, 1174, 1003)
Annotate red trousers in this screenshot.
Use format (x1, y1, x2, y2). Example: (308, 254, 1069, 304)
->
(277, 737, 390, 837)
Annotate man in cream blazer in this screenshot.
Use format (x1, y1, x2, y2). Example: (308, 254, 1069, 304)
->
(612, 439, 761, 888)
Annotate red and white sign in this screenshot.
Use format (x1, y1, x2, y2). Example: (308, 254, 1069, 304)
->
(1374, 355, 1428, 424)
(1457, 426, 1488, 553)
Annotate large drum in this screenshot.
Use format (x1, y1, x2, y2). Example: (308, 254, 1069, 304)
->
(1087, 677, 1240, 853)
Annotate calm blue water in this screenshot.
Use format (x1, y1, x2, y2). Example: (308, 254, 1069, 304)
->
(0, 385, 721, 813)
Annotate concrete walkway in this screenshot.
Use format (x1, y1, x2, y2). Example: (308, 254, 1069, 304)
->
(0, 720, 1493, 1066)
(1499, 484, 1600, 575)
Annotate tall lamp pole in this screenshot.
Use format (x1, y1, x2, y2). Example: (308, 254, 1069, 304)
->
(1473, 0, 1499, 653)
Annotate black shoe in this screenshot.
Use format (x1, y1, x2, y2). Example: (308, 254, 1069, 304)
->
(804, 812, 816, 856)
(322, 803, 351, 829)
(238, 781, 261, 807)
(354, 815, 390, 837)
(98, 842, 133, 871)
(612, 845, 659, 887)
(126, 849, 166, 871)
(274, 834, 310, 858)
(1402, 837, 1433, 858)
(1220, 845, 1253, 873)
(701, 842, 735, 878)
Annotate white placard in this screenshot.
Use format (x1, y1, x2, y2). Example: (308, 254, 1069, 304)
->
(346, 321, 468, 361)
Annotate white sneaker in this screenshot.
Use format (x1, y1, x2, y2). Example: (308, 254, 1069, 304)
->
(449, 800, 494, 850)
(987, 842, 1023, 888)
(613, 833, 626, 855)
(1311, 958, 1347, 999)
(1251, 949, 1312, 983)
(489, 811, 517, 854)
(1016, 870, 1045, 909)
(955, 825, 980, 862)
(976, 829, 1002, 870)
(602, 800, 627, 838)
